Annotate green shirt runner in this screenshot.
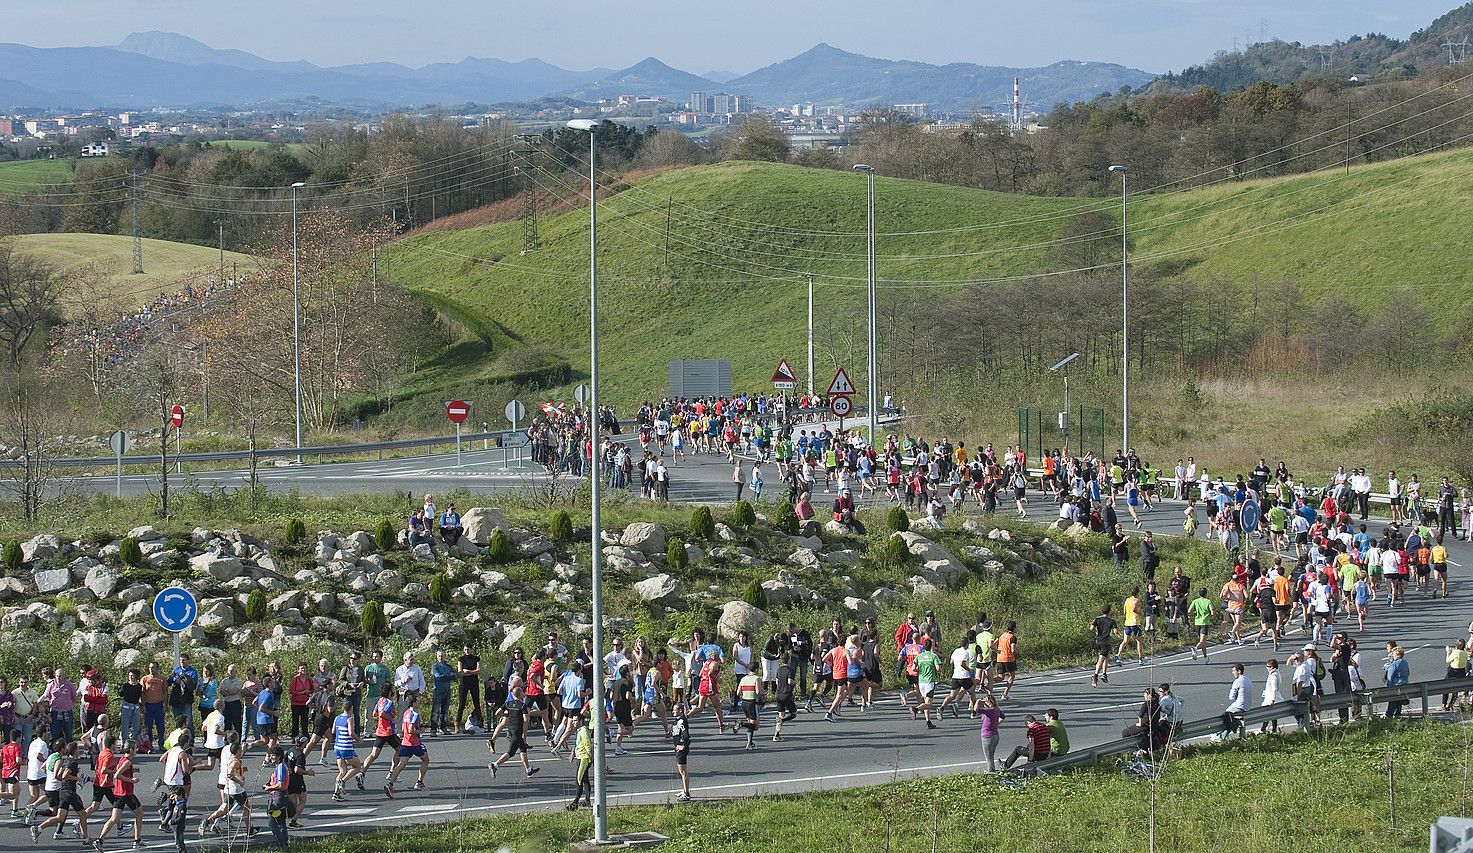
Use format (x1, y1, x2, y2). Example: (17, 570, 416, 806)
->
(915, 650, 941, 684)
(1188, 596, 1214, 626)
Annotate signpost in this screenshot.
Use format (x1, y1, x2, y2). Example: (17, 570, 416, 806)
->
(504, 400, 527, 468)
(108, 430, 130, 498)
(170, 405, 185, 473)
(153, 586, 197, 668)
(772, 358, 798, 427)
(829, 395, 852, 418)
(827, 367, 855, 431)
(446, 400, 471, 466)
(574, 384, 590, 406)
(827, 367, 856, 397)
(1240, 500, 1260, 535)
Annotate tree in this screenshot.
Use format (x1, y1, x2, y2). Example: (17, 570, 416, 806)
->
(733, 117, 791, 163)
(0, 243, 63, 367)
(632, 130, 703, 169)
(0, 242, 64, 521)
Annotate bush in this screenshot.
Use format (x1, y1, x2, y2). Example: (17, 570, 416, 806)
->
(429, 572, 452, 605)
(284, 518, 307, 545)
(887, 506, 911, 533)
(360, 601, 387, 637)
(689, 506, 716, 540)
(732, 500, 756, 529)
(868, 533, 910, 569)
(742, 579, 769, 609)
(82, 531, 115, 549)
(244, 589, 267, 622)
(666, 537, 689, 570)
(375, 518, 396, 552)
(487, 529, 515, 564)
(773, 502, 798, 535)
(119, 537, 145, 568)
(1, 540, 19, 574)
(549, 511, 574, 542)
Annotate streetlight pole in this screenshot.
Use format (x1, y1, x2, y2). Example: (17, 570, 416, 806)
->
(806, 273, 814, 397)
(566, 118, 608, 845)
(291, 181, 306, 464)
(853, 164, 878, 444)
(1107, 165, 1129, 454)
(1049, 352, 1080, 455)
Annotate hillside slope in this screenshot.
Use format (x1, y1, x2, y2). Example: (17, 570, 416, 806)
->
(388, 148, 1473, 402)
(11, 232, 256, 312)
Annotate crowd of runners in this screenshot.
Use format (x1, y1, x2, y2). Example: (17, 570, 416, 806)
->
(1, 393, 1467, 848)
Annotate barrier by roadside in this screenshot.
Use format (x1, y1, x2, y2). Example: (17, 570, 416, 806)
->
(1035, 675, 1472, 773)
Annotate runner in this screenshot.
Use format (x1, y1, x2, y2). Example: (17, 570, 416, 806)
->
(1188, 588, 1214, 662)
(33, 740, 88, 844)
(330, 703, 365, 801)
(911, 638, 942, 730)
(936, 632, 978, 717)
(1432, 536, 1450, 598)
(197, 734, 251, 838)
(564, 712, 593, 811)
(690, 650, 726, 733)
(79, 731, 114, 826)
(735, 668, 761, 749)
(360, 685, 398, 777)
(994, 622, 1019, 700)
(93, 739, 143, 852)
(671, 705, 692, 802)
(384, 693, 428, 797)
(261, 745, 291, 848)
(1091, 605, 1116, 687)
(487, 683, 542, 780)
(1116, 588, 1145, 666)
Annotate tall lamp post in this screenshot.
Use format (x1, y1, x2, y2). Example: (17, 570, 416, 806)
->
(565, 118, 608, 844)
(1107, 165, 1129, 454)
(852, 164, 878, 444)
(1049, 352, 1080, 452)
(290, 181, 306, 463)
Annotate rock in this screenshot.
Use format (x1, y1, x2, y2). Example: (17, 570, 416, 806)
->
(823, 549, 862, 566)
(962, 545, 998, 563)
(358, 554, 385, 573)
(33, 567, 70, 594)
(293, 570, 322, 585)
(403, 583, 428, 602)
(462, 507, 509, 545)
(787, 548, 821, 570)
(897, 531, 956, 564)
(790, 534, 822, 551)
(21, 534, 61, 563)
(264, 634, 313, 655)
(68, 556, 100, 579)
(909, 575, 943, 596)
(118, 584, 153, 604)
(1039, 538, 1068, 560)
(310, 616, 351, 635)
(0, 576, 27, 600)
(553, 563, 579, 582)
(518, 536, 553, 558)
(410, 544, 436, 564)
(869, 586, 897, 608)
(620, 522, 667, 556)
(76, 605, 113, 629)
(842, 596, 879, 621)
(308, 592, 337, 615)
(389, 607, 430, 632)
(1063, 522, 1089, 540)
(761, 572, 821, 609)
(84, 564, 119, 599)
(0, 609, 36, 630)
(58, 587, 96, 605)
(717, 600, 770, 640)
(499, 624, 527, 652)
(962, 518, 990, 537)
(256, 553, 281, 575)
(477, 571, 511, 590)
(449, 537, 482, 558)
(382, 603, 406, 618)
(190, 553, 245, 582)
(27, 602, 61, 629)
(256, 575, 288, 592)
(126, 525, 162, 541)
(823, 519, 853, 538)
(313, 539, 335, 564)
(145, 549, 182, 569)
(911, 516, 943, 531)
(348, 531, 376, 553)
(138, 540, 168, 557)
(715, 523, 740, 542)
(453, 583, 486, 601)
(121, 599, 149, 622)
(114, 649, 145, 671)
(684, 543, 704, 566)
(190, 527, 216, 545)
(268, 591, 304, 613)
(196, 599, 234, 630)
(116, 622, 151, 646)
(634, 574, 683, 607)
(921, 559, 967, 588)
(798, 520, 821, 538)
(69, 630, 116, 659)
(373, 569, 406, 591)
(987, 528, 1012, 542)
(396, 623, 422, 643)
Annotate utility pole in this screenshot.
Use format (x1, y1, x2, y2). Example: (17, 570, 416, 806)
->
(130, 172, 143, 274)
(370, 235, 379, 304)
(806, 274, 815, 396)
(518, 161, 539, 254)
(216, 219, 225, 285)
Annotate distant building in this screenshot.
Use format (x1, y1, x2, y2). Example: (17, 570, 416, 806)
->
(892, 103, 928, 118)
(0, 118, 12, 136)
(690, 90, 708, 112)
(80, 141, 110, 157)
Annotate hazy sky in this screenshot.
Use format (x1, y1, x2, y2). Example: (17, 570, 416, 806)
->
(6, 0, 1457, 73)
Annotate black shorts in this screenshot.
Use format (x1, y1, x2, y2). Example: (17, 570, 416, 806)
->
(227, 792, 249, 807)
(998, 662, 1017, 675)
(287, 775, 305, 795)
(1416, 565, 1430, 578)
(375, 734, 401, 749)
(207, 747, 222, 760)
(1, 774, 15, 786)
(1295, 532, 1308, 545)
(674, 746, 688, 766)
(776, 696, 796, 716)
(92, 784, 113, 804)
(113, 793, 141, 812)
(951, 677, 974, 690)
(1095, 641, 1111, 657)
(742, 700, 758, 723)
(259, 722, 278, 738)
(504, 733, 529, 757)
(613, 701, 633, 727)
(47, 789, 59, 806)
(1196, 626, 1211, 638)
(1435, 563, 1448, 575)
(527, 694, 547, 710)
(906, 675, 918, 688)
(57, 791, 84, 812)
(313, 716, 331, 738)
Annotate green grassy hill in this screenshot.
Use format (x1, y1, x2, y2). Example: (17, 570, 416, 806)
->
(387, 148, 1473, 403)
(0, 159, 75, 197)
(10, 232, 257, 313)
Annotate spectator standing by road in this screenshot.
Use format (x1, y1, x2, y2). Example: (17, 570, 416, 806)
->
(429, 651, 455, 736)
(1214, 663, 1251, 740)
(1384, 645, 1410, 718)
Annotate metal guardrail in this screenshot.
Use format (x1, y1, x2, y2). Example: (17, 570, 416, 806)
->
(1034, 675, 1473, 773)
(1, 430, 528, 470)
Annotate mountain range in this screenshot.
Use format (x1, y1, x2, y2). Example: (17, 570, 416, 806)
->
(0, 31, 1154, 112)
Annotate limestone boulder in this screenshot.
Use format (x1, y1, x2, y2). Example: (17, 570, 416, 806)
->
(191, 553, 245, 582)
(34, 567, 70, 594)
(462, 507, 509, 546)
(84, 564, 120, 599)
(23, 534, 61, 563)
(633, 574, 683, 607)
(619, 522, 667, 557)
(717, 600, 769, 641)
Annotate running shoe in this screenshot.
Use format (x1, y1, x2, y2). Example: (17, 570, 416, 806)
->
(674, 793, 691, 802)
(926, 721, 938, 730)
(526, 767, 540, 777)
(383, 784, 395, 799)
(30, 824, 39, 843)
(412, 781, 424, 791)
(488, 763, 497, 779)
(357, 775, 365, 791)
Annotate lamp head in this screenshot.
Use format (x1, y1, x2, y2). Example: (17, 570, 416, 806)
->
(1107, 165, 1127, 173)
(852, 164, 874, 173)
(566, 119, 598, 132)
(1049, 352, 1081, 372)
(291, 181, 306, 188)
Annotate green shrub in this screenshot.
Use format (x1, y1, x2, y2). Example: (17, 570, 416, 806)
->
(887, 506, 911, 533)
(773, 502, 799, 535)
(506, 562, 548, 585)
(487, 529, 515, 563)
(82, 531, 115, 549)
(119, 537, 144, 568)
(742, 579, 768, 609)
(549, 510, 574, 542)
(429, 572, 452, 605)
(284, 518, 307, 545)
(375, 518, 396, 552)
(54, 596, 79, 618)
(666, 537, 689, 570)
(1, 540, 20, 574)
(868, 533, 910, 569)
(689, 506, 716, 540)
(360, 601, 387, 637)
(244, 589, 267, 622)
(732, 500, 756, 529)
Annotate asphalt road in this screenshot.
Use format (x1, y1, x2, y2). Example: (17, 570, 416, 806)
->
(28, 436, 1472, 849)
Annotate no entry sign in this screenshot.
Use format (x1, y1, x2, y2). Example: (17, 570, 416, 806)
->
(446, 400, 470, 424)
(170, 405, 184, 429)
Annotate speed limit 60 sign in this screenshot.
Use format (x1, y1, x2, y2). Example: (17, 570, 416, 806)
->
(830, 396, 852, 417)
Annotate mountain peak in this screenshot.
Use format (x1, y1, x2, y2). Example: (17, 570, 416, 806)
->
(115, 30, 314, 72)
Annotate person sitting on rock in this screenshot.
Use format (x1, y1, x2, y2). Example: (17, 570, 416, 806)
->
(439, 505, 464, 547)
(407, 509, 434, 549)
(832, 488, 866, 535)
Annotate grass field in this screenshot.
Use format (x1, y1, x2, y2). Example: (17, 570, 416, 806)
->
(0, 158, 75, 197)
(9, 232, 257, 312)
(298, 719, 1466, 853)
(207, 138, 310, 154)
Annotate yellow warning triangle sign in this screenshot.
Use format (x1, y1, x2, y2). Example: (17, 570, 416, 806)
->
(827, 367, 856, 396)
